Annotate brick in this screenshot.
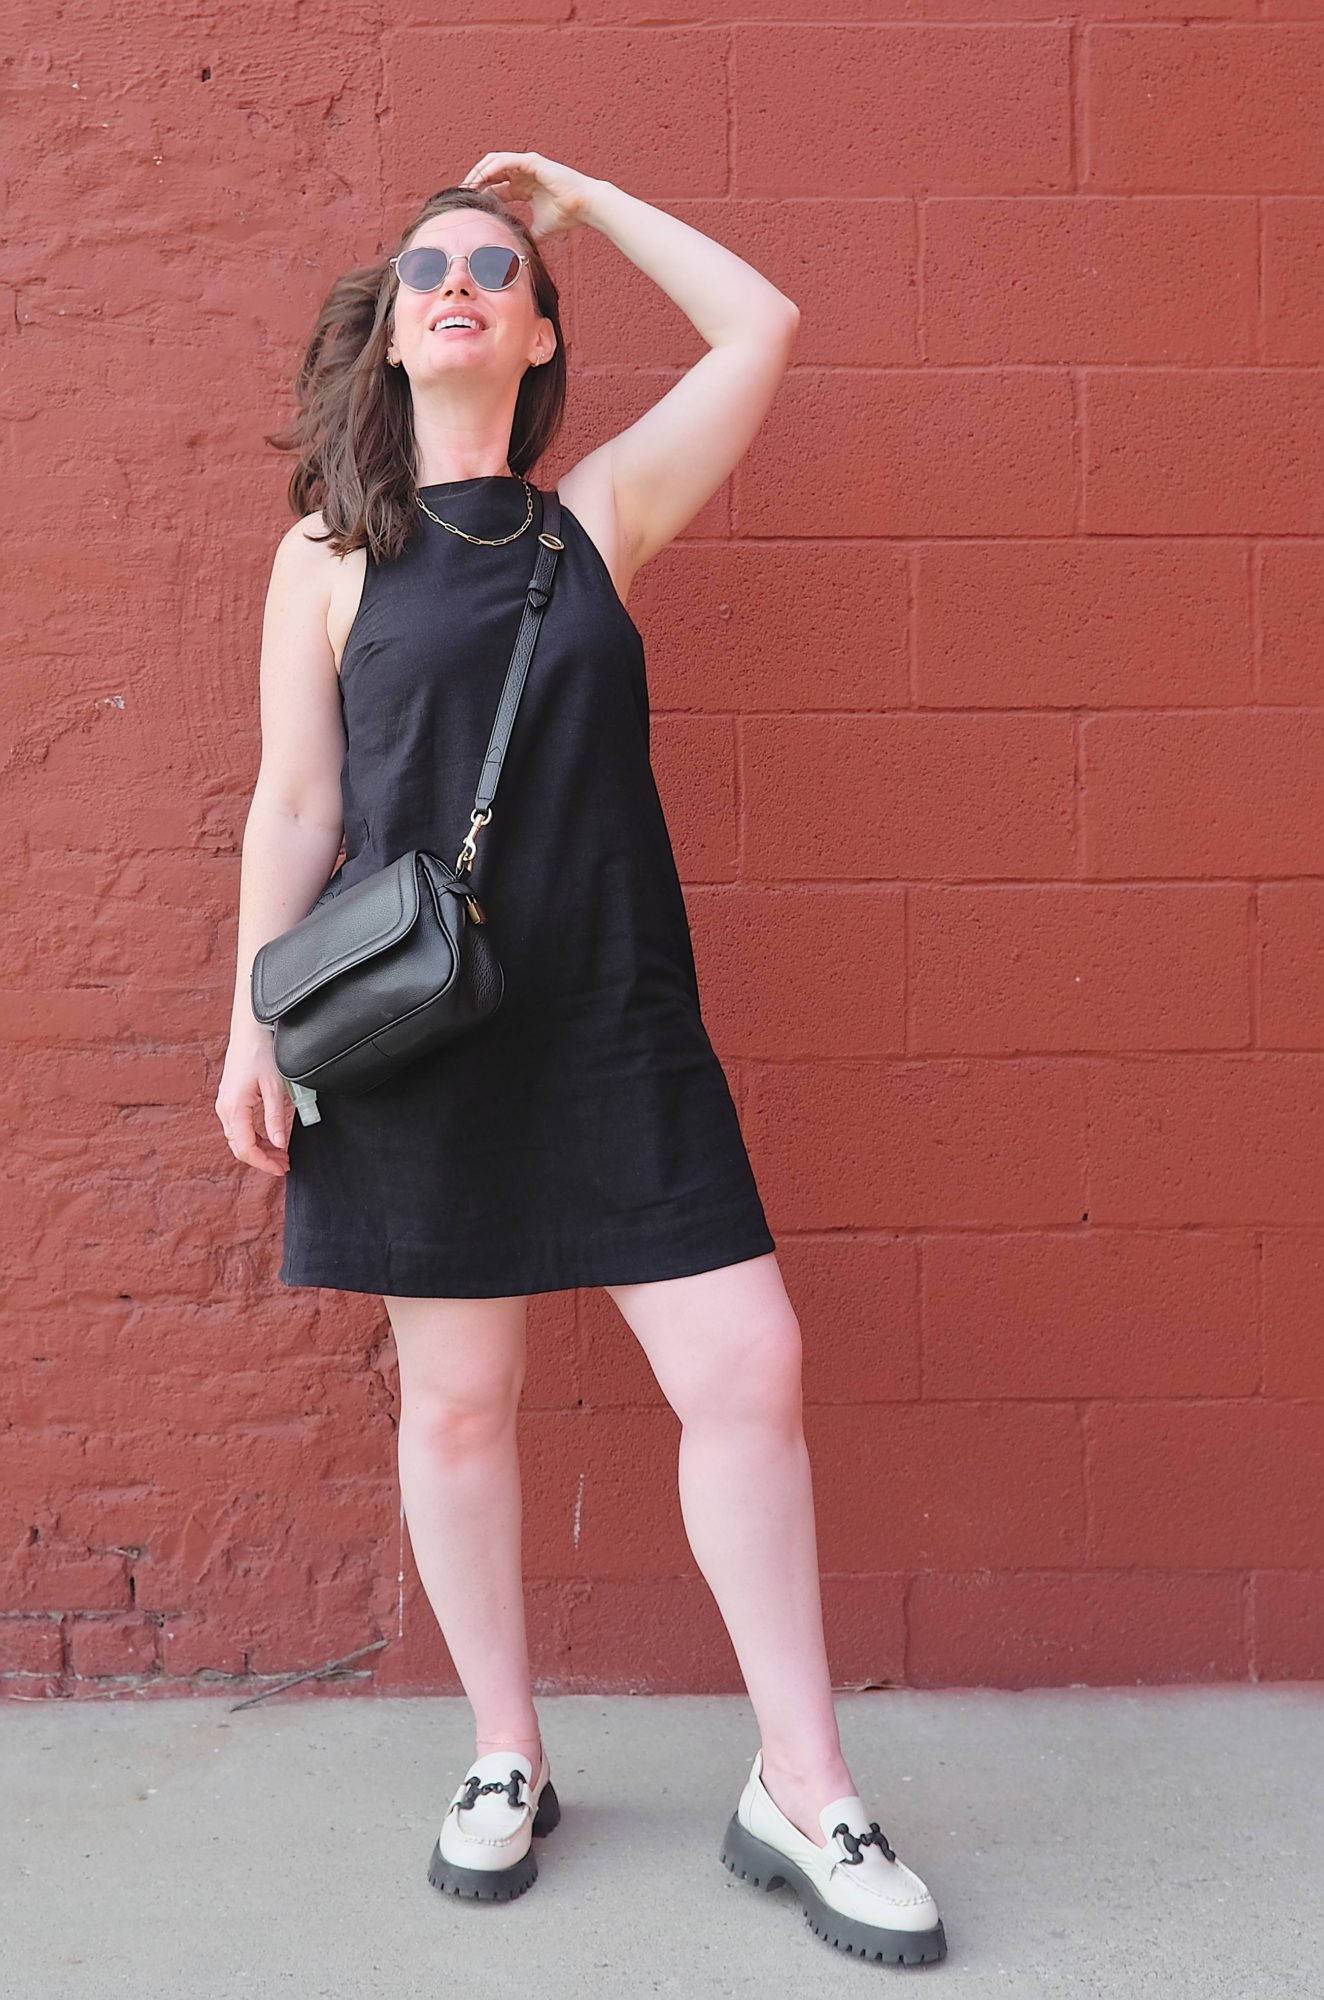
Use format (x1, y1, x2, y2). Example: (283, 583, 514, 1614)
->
(387, 28, 727, 201)
(1, 1677, 63, 1701)
(1262, 198, 1324, 365)
(1262, 1234, 1324, 1398)
(822, 1575, 910, 1689)
(1084, 369, 1324, 535)
(1088, 25, 1324, 192)
(743, 716, 1076, 881)
(743, 1058, 1086, 1230)
(925, 197, 1257, 365)
(741, 370, 1075, 539)
(158, 1614, 249, 1679)
(916, 541, 1250, 708)
(520, 1411, 687, 1580)
(0, 1617, 63, 1676)
(1252, 1572, 1324, 1679)
(629, 540, 910, 714)
(0, 1541, 128, 1614)
(779, 1235, 921, 1406)
(1082, 714, 1324, 877)
(911, 885, 1250, 1053)
(1087, 1055, 1324, 1225)
(922, 1229, 1258, 1398)
(688, 885, 906, 1060)
(908, 1571, 1249, 1688)
(737, 24, 1071, 196)
(1259, 884, 1324, 1047)
(583, 193, 915, 371)
(1086, 1403, 1324, 1566)
(805, 1402, 1086, 1568)
(1260, 541, 1324, 703)
(68, 1615, 158, 1678)
(565, 1576, 751, 1694)
(651, 715, 738, 882)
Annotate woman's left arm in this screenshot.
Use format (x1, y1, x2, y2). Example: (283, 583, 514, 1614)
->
(578, 178, 801, 572)
(584, 177, 799, 344)
(461, 156, 800, 569)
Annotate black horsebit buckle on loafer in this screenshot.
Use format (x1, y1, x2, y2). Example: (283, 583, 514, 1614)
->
(832, 1819, 897, 1864)
(458, 1768, 529, 1812)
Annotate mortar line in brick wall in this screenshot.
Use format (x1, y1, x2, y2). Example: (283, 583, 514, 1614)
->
(737, 1047, 1324, 1063)
(1264, 198, 1272, 368)
(561, 1390, 1311, 1409)
(1081, 1044, 1092, 1226)
(733, 711, 744, 880)
(770, 1226, 1324, 1250)
(1264, 1224, 1272, 1400)
(1250, 538, 1263, 703)
(653, 533, 1321, 548)
(665, 702, 1324, 716)
(1249, 883, 1261, 1051)
(902, 883, 912, 1054)
(1076, 1400, 1095, 1564)
(904, 542, 919, 705)
(900, 1569, 916, 1686)
(1068, 22, 1083, 192)
(691, 874, 1324, 889)
(913, 197, 926, 363)
(1071, 712, 1083, 879)
(913, 1228, 925, 1397)
(1070, 368, 1085, 537)
(646, 362, 1324, 376)
(724, 26, 735, 197)
(1245, 1571, 1259, 1683)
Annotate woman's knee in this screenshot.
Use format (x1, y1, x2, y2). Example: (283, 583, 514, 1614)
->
(668, 1303, 805, 1428)
(385, 1293, 528, 1442)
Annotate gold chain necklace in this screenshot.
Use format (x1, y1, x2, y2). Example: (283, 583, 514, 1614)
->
(414, 477, 535, 546)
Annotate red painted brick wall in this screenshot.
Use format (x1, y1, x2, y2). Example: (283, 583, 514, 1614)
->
(4, 6, 1322, 1698)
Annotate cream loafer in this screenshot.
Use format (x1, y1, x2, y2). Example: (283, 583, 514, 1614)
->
(428, 1747, 561, 1901)
(720, 1748, 947, 1965)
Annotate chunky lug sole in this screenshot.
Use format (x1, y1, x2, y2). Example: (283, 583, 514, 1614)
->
(720, 1811, 948, 1966)
(427, 1775, 562, 1902)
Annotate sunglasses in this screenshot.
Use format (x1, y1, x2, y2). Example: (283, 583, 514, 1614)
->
(389, 244, 528, 294)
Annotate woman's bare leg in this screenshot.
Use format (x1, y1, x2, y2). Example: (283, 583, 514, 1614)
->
(384, 1291, 543, 1772)
(605, 1253, 855, 1846)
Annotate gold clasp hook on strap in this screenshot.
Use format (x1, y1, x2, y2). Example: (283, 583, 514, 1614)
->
(455, 806, 492, 877)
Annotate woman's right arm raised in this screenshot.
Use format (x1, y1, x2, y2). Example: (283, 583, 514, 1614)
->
(215, 515, 348, 1177)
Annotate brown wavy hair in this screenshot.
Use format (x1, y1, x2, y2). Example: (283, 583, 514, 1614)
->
(265, 186, 567, 562)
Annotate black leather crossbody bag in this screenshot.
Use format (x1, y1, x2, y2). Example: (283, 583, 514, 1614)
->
(249, 486, 564, 1125)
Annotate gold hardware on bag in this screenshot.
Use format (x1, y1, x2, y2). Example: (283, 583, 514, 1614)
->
(537, 531, 564, 549)
(464, 895, 486, 924)
(455, 806, 492, 874)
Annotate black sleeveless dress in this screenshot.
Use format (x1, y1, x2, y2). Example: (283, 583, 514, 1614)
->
(277, 476, 776, 1298)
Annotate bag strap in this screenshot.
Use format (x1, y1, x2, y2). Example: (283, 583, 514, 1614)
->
(454, 483, 563, 877)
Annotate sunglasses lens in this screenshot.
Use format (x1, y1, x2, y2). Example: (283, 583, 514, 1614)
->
(469, 245, 521, 289)
(395, 245, 522, 293)
(395, 247, 448, 291)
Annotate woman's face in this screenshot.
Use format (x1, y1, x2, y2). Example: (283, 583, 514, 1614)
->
(389, 210, 549, 385)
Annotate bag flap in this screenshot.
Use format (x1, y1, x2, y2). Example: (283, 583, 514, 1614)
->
(251, 852, 421, 1021)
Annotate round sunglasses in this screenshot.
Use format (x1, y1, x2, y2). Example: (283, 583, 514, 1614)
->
(389, 244, 528, 294)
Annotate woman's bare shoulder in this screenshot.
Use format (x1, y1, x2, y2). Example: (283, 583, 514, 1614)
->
(281, 508, 336, 562)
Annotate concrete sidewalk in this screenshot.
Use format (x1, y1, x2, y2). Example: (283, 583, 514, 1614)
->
(4, 1686, 1320, 1997)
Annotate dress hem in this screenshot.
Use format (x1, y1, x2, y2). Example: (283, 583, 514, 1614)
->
(277, 1211, 776, 1299)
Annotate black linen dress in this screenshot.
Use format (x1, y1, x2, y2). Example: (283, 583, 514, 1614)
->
(277, 476, 775, 1298)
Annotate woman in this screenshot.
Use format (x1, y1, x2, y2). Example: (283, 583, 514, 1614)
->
(215, 152, 946, 1966)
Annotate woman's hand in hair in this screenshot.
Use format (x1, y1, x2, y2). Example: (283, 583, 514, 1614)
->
(458, 152, 603, 241)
